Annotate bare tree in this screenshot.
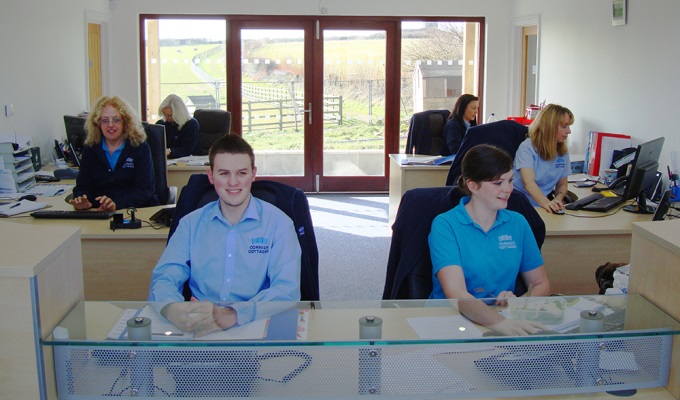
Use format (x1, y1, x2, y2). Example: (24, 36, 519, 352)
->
(402, 23, 465, 75)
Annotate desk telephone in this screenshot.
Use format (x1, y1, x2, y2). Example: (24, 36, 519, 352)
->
(150, 206, 175, 227)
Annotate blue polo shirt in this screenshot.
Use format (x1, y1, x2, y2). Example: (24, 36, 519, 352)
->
(513, 138, 571, 206)
(148, 195, 302, 325)
(428, 197, 543, 299)
(102, 140, 125, 170)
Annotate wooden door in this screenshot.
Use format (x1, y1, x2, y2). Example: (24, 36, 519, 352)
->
(88, 23, 102, 108)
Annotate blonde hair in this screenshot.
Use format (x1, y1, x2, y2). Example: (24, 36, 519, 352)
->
(528, 104, 573, 160)
(85, 96, 146, 147)
(158, 94, 192, 129)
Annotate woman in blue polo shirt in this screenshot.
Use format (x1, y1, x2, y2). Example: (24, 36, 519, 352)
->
(429, 144, 551, 336)
(71, 96, 159, 211)
(513, 104, 573, 213)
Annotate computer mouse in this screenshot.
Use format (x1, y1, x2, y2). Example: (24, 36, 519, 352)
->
(19, 195, 37, 201)
(554, 209, 565, 215)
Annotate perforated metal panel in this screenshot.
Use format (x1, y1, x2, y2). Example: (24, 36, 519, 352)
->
(53, 334, 671, 398)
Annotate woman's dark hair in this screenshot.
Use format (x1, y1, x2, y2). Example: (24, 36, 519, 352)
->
(456, 144, 513, 195)
(448, 94, 479, 126)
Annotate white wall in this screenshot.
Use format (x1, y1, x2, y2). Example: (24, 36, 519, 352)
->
(0, 0, 108, 160)
(2, 0, 678, 179)
(513, 0, 680, 174)
(109, 0, 514, 119)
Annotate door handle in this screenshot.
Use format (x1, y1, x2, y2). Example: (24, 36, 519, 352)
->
(302, 103, 312, 124)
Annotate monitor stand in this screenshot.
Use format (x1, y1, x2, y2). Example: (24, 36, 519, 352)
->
(622, 192, 654, 214)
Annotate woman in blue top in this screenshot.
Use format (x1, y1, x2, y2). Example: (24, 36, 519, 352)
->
(441, 94, 478, 156)
(156, 94, 200, 159)
(513, 104, 573, 213)
(71, 96, 159, 211)
(429, 144, 550, 335)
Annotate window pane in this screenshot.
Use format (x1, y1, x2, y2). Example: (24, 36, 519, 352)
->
(323, 29, 386, 177)
(144, 19, 227, 122)
(241, 29, 305, 176)
(400, 21, 480, 153)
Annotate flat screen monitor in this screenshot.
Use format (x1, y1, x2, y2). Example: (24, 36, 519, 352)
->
(63, 115, 88, 164)
(621, 137, 665, 213)
(143, 122, 170, 205)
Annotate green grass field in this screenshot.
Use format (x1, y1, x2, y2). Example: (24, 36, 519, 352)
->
(155, 39, 414, 150)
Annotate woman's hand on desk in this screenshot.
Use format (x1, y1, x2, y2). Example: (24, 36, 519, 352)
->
(95, 195, 116, 211)
(489, 318, 547, 336)
(70, 194, 93, 210)
(161, 300, 237, 337)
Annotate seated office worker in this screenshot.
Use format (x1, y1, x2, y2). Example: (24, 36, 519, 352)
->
(441, 94, 479, 156)
(429, 145, 550, 336)
(156, 94, 200, 159)
(512, 104, 573, 213)
(71, 96, 159, 211)
(148, 134, 302, 337)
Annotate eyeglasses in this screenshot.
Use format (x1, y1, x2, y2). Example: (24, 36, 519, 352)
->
(101, 117, 123, 125)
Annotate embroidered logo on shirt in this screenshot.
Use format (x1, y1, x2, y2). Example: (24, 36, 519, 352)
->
(122, 157, 135, 169)
(555, 158, 567, 169)
(498, 234, 517, 250)
(249, 237, 270, 254)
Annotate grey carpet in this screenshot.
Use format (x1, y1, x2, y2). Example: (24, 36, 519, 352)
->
(307, 194, 391, 301)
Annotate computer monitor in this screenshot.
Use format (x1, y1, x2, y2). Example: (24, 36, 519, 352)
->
(63, 115, 88, 165)
(143, 122, 170, 205)
(620, 137, 665, 214)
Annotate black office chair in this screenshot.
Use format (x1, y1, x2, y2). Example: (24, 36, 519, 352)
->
(382, 186, 545, 300)
(169, 174, 320, 301)
(404, 109, 450, 156)
(192, 109, 231, 156)
(143, 122, 177, 205)
(445, 120, 529, 186)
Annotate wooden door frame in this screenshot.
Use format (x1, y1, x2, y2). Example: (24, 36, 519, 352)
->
(139, 15, 486, 192)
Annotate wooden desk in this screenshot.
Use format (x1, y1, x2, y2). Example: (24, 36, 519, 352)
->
(540, 185, 652, 295)
(388, 154, 450, 223)
(0, 222, 82, 399)
(5, 194, 170, 301)
(629, 219, 680, 399)
(168, 162, 206, 195)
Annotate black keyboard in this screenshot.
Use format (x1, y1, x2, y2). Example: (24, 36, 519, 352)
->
(31, 210, 115, 220)
(582, 196, 624, 212)
(565, 193, 604, 210)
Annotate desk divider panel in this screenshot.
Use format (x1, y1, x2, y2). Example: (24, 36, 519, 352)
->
(53, 333, 671, 399)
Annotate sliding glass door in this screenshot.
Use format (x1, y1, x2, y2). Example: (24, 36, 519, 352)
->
(141, 16, 483, 192)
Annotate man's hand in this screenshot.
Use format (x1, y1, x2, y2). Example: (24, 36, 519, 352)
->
(489, 318, 547, 336)
(161, 301, 237, 337)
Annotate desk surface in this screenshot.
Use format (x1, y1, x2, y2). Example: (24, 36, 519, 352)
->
(3, 191, 170, 239)
(541, 184, 653, 235)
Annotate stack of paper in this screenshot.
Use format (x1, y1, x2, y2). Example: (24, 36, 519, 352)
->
(400, 154, 455, 165)
(0, 200, 48, 217)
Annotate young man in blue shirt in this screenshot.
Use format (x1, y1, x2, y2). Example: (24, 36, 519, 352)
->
(148, 134, 301, 337)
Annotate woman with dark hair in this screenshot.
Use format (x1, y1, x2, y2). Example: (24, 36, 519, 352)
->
(441, 94, 479, 156)
(71, 96, 159, 211)
(428, 144, 550, 335)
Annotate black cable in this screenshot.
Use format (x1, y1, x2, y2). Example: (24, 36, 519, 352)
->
(140, 219, 167, 230)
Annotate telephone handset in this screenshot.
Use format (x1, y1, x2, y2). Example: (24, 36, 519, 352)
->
(592, 176, 628, 193)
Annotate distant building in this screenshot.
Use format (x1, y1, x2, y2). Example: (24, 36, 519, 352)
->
(412, 63, 462, 112)
(185, 95, 218, 113)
